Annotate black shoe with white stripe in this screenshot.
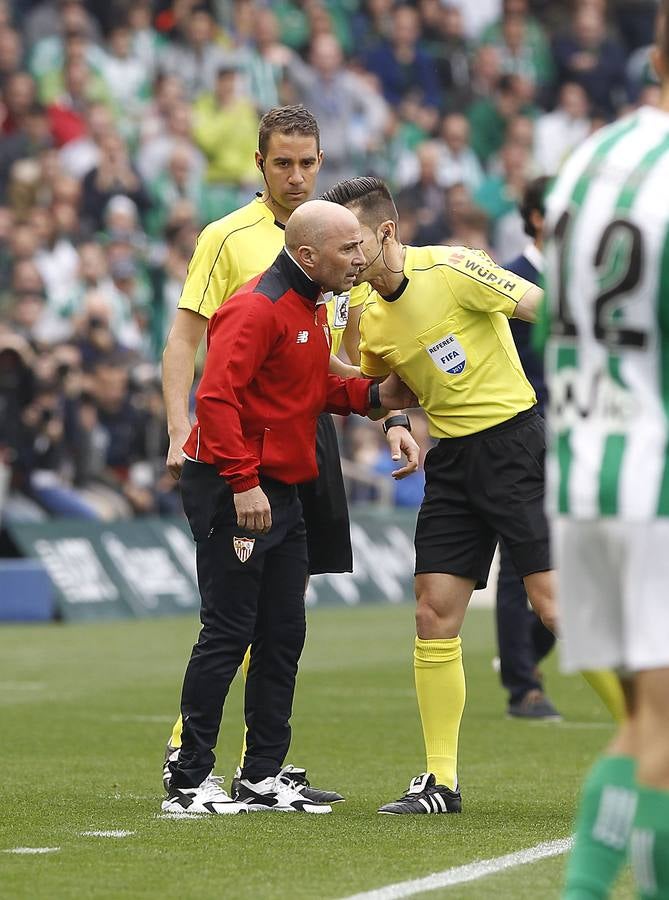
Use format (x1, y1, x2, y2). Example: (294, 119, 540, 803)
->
(231, 764, 344, 805)
(378, 773, 462, 815)
(234, 772, 332, 813)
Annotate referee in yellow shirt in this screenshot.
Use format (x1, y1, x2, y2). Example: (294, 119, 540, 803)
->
(322, 176, 555, 814)
(161, 111, 418, 804)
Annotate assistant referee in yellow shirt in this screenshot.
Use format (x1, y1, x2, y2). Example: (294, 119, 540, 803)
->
(322, 176, 554, 815)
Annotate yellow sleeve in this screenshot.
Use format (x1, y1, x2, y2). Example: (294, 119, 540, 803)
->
(444, 247, 534, 318)
(178, 221, 236, 320)
(349, 282, 370, 309)
(358, 304, 390, 378)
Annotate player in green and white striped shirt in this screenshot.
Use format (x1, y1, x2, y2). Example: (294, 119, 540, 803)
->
(546, 113, 669, 523)
(544, 5, 669, 896)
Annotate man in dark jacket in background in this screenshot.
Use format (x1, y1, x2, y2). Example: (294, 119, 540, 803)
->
(494, 175, 559, 720)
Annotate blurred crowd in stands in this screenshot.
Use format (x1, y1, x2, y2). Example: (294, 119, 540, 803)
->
(0, 0, 661, 523)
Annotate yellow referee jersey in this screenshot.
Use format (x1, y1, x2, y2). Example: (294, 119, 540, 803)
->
(177, 197, 363, 356)
(358, 245, 537, 438)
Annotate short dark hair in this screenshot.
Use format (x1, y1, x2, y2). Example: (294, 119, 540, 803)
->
(520, 175, 551, 238)
(321, 176, 398, 228)
(257, 105, 320, 157)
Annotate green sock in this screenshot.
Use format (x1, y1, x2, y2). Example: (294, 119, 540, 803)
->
(630, 785, 669, 899)
(563, 755, 637, 900)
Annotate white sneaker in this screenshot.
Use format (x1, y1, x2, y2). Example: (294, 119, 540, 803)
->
(161, 774, 248, 815)
(234, 773, 332, 813)
(231, 764, 344, 804)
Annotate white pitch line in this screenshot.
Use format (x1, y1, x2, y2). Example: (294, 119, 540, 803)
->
(337, 837, 574, 900)
(80, 830, 135, 838)
(156, 812, 203, 820)
(3, 847, 60, 855)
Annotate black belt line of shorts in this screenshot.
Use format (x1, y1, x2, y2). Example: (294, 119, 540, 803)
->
(438, 405, 538, 447)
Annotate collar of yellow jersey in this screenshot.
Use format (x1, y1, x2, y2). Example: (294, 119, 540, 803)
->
(381, 274, 409, 303)
(379, 245, 410, 302)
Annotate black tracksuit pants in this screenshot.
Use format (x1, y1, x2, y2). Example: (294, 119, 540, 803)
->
(170, 461, 308, 789)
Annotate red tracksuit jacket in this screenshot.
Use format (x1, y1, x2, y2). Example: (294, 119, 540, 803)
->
(182, 250, 371, 492)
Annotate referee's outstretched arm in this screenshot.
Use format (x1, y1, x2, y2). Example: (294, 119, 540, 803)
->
(513, 285, 543, 323)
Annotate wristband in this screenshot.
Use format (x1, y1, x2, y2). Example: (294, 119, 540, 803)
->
(382, 414, 411, 434)
(368, 381, 382, 410)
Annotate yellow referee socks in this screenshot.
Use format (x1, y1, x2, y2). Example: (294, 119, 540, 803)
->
(414, 636, 466, 791)
(238, 646, 252, 768)
(582, 670, 626, 724)
(170, 715, 183, 749)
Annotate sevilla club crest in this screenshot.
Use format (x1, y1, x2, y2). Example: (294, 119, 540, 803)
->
(233, 536, 255, 563)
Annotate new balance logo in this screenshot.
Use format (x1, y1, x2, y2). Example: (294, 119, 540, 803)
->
(296, 331, 309, 343)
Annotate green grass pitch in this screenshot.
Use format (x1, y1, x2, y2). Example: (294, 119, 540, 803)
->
(0, 604, 634, 899)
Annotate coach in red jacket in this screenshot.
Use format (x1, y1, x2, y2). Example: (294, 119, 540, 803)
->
(164, 201, 414, 814)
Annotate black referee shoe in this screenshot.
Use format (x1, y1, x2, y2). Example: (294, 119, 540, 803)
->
(378, 773, 462, 815)
(232, 764, 344, 805)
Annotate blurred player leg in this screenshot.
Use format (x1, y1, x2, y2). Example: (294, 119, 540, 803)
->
(581, 670, 626, 724)
(557, 520, 638, 899)
(630, 668, 669, 899)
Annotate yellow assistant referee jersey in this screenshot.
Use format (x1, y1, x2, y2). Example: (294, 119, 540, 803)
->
(358, 245, 537, 438)
(177, 197, 363, 356)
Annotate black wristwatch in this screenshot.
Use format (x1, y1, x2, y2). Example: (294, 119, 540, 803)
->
(368, 381, 382, 410)
(382, 413, 412, 434)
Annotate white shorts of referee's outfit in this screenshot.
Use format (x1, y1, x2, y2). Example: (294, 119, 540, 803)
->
(553, 517, 669, 674)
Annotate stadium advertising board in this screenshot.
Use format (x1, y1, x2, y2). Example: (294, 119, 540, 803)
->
(8, 519, 200, 620)
(7, 509, 418, 621)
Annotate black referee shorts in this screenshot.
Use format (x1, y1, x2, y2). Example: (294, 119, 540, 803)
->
(298, 413, 353, 575)
(415, 408, 550, 589)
